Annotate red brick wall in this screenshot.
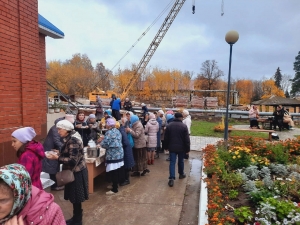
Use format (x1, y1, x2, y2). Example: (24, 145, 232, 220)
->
(0, 0, 47, 166)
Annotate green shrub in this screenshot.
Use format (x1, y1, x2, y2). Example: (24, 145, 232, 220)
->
(249, 189, 274, 206)
(228, 189, 239, 199)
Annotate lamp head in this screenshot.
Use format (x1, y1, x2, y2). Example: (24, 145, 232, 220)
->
(225, 30, 239, 44)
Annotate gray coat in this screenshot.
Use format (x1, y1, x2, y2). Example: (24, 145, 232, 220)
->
(42, 118, 64, 174)
(129, 120, 146, 149)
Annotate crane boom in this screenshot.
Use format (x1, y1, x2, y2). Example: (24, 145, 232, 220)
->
(120, 0, 187, 100)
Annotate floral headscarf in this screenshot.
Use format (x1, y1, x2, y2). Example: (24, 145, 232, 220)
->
(0, 164, 32, 224)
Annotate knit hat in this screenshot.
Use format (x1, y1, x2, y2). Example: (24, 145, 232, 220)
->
(149, 113, 156, 119)
(166, 114, 174, 121)
(182, 110, 189, 116)
(158, 110, 164, 115)
(106, 118, 116, 126)
(89, 114, 96, 119)
(141, 103, 145, 106)
(11, 127, 36, 143)
(166, 110, 174, 115)
(175, 112, 183, 118)
(56, 120, 74, 131)
(65, 114, 75, 123)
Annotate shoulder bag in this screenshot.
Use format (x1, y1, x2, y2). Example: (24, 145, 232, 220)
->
(56, 158, 80, 187)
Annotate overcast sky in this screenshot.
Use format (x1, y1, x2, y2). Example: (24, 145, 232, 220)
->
(38, 0, 300, 81)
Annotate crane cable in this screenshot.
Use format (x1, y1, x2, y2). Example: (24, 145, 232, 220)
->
(221, 0, 224, 16)
(110, 0, 176, 71)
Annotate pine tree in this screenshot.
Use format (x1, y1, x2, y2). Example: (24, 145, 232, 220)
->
(285, 89, 290, 98)
(291, 51, 300, 96)
(274, 67, 282, 89)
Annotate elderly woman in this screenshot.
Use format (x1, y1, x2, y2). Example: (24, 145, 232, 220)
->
(99, 118, 124, 195)
(0, 164, 65, 225)
(86, 114, 101, 142)
(74, 111, 90, 147)
(47, 120, 88, 225)
(182, 109, 192, 135)
(11, 127, 45, 190)
(118, 117, 135, 186)
(144, 113, 159, 165)
(249, 105, 260, 129)
(126, 115, 149, 176)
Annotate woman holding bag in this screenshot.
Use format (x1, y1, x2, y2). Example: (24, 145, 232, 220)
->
(47, 120, 88, 225)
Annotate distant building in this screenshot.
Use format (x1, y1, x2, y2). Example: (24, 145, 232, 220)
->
(0, 0, 64, 166)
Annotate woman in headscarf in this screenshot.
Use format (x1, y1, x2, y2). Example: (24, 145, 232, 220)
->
(0, 164, 65, 225)
(11, 127, 45, 190)
(126, 115, 149, 176)
(99, 118, 125, 195)
(86, 114, 101, 142)
(46, 120, 88, 225)
(118, 117, 135, 186)
(74, 111, 90, 147)
(144, 113, 159, 165)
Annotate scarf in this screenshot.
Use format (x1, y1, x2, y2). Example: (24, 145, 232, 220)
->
(0, 164, 32, 224)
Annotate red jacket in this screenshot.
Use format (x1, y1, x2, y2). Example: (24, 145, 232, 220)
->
(19, 186, 66, 225)
(18, 141, 45, 190)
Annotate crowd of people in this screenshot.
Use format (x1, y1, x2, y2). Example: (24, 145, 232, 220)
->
(0, 96, 192, 225)
(248, 104, 295, 130)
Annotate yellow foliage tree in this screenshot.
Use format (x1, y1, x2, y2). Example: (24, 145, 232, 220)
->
(235, 79, 254, 104)
(261, 79, 285, 99)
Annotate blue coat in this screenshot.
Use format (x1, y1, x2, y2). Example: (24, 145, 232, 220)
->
(112, 98, 121, 110)
(119, 126, 135, 169)
(42, 117, 64, 174)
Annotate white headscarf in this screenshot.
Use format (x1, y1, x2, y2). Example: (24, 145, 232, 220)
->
(56, 120, 74, 131)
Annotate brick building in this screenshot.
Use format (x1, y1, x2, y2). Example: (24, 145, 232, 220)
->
(0, 0, 64, 166)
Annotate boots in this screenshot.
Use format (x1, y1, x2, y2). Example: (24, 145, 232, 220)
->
(147, 159, 151, 165)
(66, 208, 82, 225)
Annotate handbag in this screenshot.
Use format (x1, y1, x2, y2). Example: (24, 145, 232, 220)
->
(56, 157, 80, 187)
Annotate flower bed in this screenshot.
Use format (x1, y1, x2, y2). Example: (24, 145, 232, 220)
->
(203, 136, 300, 225)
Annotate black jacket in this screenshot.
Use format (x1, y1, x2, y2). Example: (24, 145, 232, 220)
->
(164, 118, 190, 153)
(123, 101, 132, 111)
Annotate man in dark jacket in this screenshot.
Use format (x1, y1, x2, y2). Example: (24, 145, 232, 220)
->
(164, 112, 190, 187)
(123, 98, 133, 111)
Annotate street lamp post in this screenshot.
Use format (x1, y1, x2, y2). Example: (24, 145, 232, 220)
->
(224, 30, 239, 141)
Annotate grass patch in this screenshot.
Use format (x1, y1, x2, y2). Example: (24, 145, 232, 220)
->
(191, 119, 268, 139)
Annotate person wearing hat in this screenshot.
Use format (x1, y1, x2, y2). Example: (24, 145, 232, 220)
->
(123, 97, 133, 112)
(86, 113, 101, 142)
(100, 110, 115, 129)
(164, 113, 175, 160)
(99, 118, 125, 195)
(46, 119, 88, 225)
(158, 110, 166, 154)
(74, 111, 90, 147)
(164, 112, 190, 187)
(182, 109, 192, 135)
(126, 115, 149, 177)
(11, 127, 45, 190)
(141, 103, 148, 117)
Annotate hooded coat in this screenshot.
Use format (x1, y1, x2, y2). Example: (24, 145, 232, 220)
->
(42, 118, 64, 175)
(129, 116, 146, 149)
(18, 141, 45, 190)
(0, 164, 65, 225)
(144, 118, 159, 148)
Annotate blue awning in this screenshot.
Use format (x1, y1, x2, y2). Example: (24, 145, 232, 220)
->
(38, 14, 64, 39)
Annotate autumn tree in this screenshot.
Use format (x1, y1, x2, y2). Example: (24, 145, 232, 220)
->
(252, 80, 263, 101)
(261, 79, 285, 99)
(291, 51, 300, 96)
(196, 60, 224, 97)
(235, 79, 254, 104)
(274, 67, 282, 89)
(94, 62, 112, 91)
